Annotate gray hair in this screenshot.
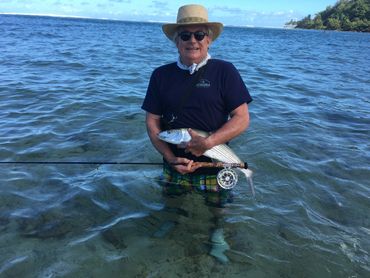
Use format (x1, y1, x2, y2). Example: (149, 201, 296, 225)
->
(172, 26, 213, 43)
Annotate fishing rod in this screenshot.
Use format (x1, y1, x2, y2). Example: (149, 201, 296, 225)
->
(0, 161, 163, 166)
(0, 161, 248, 169)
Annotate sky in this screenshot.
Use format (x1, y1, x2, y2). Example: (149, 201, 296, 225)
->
(0, 0, 338, 28)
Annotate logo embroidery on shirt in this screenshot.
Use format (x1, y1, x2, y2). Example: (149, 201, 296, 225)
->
(196, 79, 211, 88)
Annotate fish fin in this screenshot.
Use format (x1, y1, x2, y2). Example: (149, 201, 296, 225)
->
(240, 169, 255, 197)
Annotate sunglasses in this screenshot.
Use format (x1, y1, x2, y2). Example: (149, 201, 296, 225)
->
(178, 31, 208, 41)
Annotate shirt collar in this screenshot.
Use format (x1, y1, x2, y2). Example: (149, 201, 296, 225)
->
(177, 53, 211, 75)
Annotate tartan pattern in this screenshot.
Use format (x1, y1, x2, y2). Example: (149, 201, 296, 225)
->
(162, 162, 233, 207)
(163, 162, 220, 191)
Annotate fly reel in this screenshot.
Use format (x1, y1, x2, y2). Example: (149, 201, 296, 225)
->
(217, 167, 238, 189)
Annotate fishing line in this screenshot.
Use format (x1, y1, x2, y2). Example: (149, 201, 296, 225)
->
(0, 161, 164, 165)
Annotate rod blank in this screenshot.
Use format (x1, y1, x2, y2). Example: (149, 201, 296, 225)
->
(0, 161, 248, 169)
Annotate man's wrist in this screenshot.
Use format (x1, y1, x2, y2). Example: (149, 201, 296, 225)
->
(205, 135, 215, 150)
(163, 154, 176, 164)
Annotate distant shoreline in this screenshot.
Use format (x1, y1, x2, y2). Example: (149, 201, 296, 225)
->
(0, 12, 286, 29)
(0, 12, 150, 23)
(285, 0, 370, 33)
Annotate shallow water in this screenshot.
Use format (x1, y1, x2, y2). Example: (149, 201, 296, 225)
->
(0, 15, 369, 277)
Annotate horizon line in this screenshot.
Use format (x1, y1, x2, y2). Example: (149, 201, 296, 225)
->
(0, 12, 292, 29)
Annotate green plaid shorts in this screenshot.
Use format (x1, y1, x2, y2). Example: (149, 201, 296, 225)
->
(161, 162, 233, 207)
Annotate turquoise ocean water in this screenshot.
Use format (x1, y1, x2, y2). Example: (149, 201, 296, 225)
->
(0, 15, 369, 277)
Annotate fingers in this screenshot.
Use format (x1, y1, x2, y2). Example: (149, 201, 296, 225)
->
(186, 128, 208, 157)
(171, 157, 193, 174)
(190, 162, 202, 171)
(188, 128, 197, 138)
(170, 157, 202, 174)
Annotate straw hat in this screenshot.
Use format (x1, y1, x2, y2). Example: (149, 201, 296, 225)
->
(162, 4, 223, 41)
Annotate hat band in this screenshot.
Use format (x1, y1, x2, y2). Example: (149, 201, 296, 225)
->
(177, 17, 208, 24)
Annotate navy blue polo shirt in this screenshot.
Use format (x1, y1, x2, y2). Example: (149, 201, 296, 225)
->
(142, 59, 252, 132)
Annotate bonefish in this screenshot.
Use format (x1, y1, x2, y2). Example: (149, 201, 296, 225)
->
(158, 128, 255, 196)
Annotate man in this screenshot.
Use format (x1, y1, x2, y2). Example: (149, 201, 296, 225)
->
(142, 4, 252, 198)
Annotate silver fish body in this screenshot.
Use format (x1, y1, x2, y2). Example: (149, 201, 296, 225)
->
(158, 128, 255, 196)
(157, 128, 192, 145)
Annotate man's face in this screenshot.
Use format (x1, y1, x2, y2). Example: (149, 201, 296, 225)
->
(176, 25, 211, 66)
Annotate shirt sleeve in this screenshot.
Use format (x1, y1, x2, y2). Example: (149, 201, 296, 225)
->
(222, 62, 252, 113)
(141, 69, 162, 115)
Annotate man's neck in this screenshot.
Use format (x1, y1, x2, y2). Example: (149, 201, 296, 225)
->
(177, 53, 211, 74)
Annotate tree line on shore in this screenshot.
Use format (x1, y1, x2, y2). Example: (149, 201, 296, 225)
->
(286, 0, 370, 32)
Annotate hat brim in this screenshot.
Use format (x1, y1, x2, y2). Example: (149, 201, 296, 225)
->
(162, 22, 223, 41)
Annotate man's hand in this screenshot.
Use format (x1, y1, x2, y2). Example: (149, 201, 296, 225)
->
(186, 128, 211, 157)
(167, 156, 202, 174)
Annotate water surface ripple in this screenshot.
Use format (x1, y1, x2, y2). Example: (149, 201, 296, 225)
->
(0, 15, 369, 277)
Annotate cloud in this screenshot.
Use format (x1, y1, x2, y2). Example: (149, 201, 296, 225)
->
(150, 1, 169, 10)
(212, 5, 294, 17)
(211, 6, 246, 16)
(209, 5, 300, 27)
(146, 1, 172, 17)
(108, 0, 131, 3)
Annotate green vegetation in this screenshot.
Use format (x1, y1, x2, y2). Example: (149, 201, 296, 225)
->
(286, 0, 370, 32)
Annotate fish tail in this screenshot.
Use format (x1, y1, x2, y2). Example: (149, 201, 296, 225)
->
(240, 169, 255, 198)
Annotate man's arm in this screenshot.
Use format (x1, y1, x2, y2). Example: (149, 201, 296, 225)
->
(186, 103, 250, 156)
(145, 112, 199, 174)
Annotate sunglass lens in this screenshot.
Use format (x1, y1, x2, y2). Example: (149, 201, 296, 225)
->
(194, 32, 206, 41)
(180, 32, 191, 41)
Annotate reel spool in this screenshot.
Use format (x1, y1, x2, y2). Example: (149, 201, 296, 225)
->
(217, 167, 238, 189)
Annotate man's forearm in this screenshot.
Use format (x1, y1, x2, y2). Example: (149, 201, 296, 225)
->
(145, 113, 176, 162)
(206, 103, 250, 148)
(148, 132, 176, 162)
(186, 103, 249, 157)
